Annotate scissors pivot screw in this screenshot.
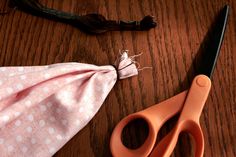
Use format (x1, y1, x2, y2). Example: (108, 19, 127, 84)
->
(196, 76, 209, 87)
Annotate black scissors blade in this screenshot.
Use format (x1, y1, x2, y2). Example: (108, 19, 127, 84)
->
(195, 5, 229, 79)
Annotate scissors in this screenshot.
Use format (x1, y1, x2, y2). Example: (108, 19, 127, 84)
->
(110, 5, 229, 157)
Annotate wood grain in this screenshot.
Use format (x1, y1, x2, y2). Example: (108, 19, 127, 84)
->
(0, 0, 235, 156)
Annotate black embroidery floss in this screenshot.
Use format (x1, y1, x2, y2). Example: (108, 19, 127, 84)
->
(2, 0, 157, 34)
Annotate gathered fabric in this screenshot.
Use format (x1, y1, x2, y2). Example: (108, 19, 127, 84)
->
(0, 52, 138, 157)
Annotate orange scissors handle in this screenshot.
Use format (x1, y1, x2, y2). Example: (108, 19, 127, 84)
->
(150, 75, 211, 157)
(110, 75, 211, 157)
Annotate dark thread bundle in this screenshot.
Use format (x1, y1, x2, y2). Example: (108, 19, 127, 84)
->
(4, 0, 157, 34)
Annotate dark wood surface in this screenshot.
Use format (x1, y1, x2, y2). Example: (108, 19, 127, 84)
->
(0, 0, 235, 156)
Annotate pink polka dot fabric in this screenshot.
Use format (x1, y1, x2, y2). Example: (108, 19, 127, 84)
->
(0, 52, 138, 157)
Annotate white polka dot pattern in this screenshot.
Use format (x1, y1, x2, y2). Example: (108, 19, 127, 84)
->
(31, 138, 36, 144)
(20, 75, 26, 80)
(14, 112, 20, 117)
(40, 105, 47, 112)
(56, 135, 62, 140)
(48, 127, 55, 134)
(0, 138, 4, 144)
(15, 120, 21, 126)
(27, 115, 34, 121)
(26, 126, 32, 133)
(16, 135, 23, 142)
(21, 146, 28, 153)
(39, 120, 45, 127)
(0, 53, 136, 157)
(25, 100, 32, 107)
(2, 115, 10, 122)
(45, 138, 51, 144)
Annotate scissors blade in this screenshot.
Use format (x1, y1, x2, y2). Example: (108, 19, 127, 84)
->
(195, 5, 229, 79)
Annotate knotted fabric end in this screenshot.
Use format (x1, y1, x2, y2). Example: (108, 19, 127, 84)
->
(0, 50, 139, 157)
(113, 51, 138, 79)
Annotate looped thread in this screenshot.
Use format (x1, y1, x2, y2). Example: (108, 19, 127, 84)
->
(111, 64, 120, 79)
(113, 50, 152, 79)
(138, 67, 153, 71)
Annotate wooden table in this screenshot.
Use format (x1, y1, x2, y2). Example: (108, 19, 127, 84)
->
(0, 0, 235, 156)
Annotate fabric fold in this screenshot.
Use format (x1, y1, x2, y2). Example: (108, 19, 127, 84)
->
(0, 52, 138, 157)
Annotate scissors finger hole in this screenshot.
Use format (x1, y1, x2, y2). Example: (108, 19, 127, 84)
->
(121, 118, 149, 149)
